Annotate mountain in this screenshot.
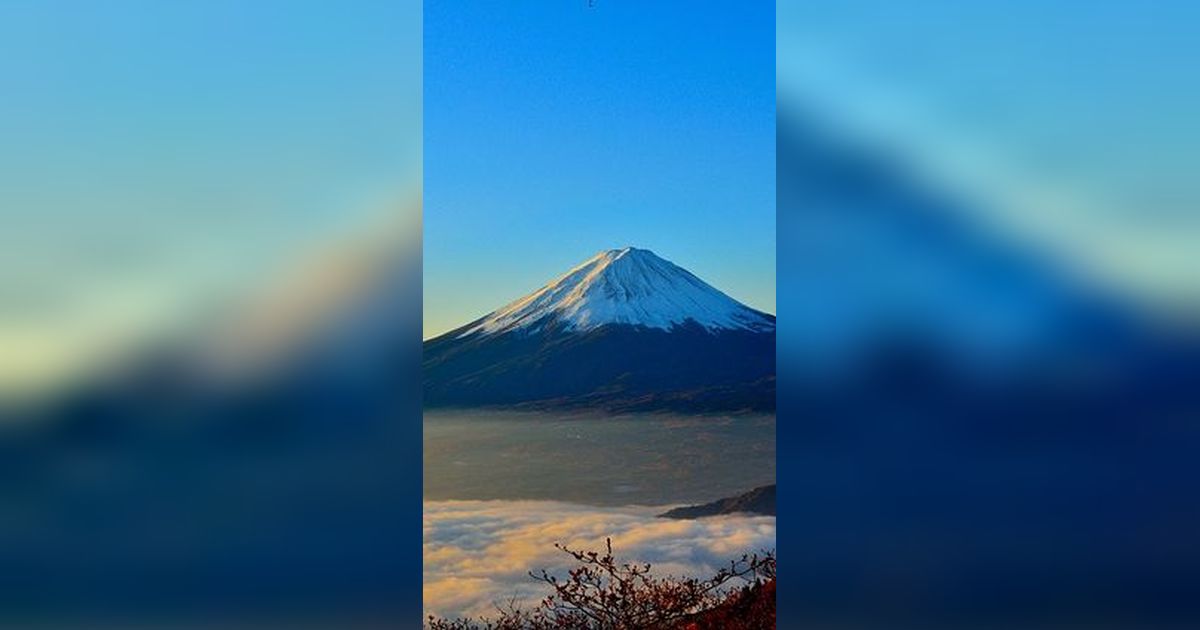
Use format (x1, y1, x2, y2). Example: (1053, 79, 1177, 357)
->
(423, 247, 776, 412)
(455, 247, 775, 337)
(775, 112, 1176, 389)
(775, 112, 1200, 626)
(658, 485, 776, 519)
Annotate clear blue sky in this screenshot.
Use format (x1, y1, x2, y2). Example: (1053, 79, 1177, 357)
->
(423, 0, 777, 338)
(0, 1, 421, 394)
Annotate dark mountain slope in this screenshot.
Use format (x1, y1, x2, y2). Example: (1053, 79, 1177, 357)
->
(423, 248, 776, 413)
(658, 484, 777, 519)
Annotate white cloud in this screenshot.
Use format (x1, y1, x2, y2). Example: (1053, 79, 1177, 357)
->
(424, 500, 776, 620)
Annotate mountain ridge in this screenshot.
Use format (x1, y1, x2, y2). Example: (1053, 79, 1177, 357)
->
(658, 485, 777, 519)
(450, 247, 774, 340)
(423, 248, 776, 413)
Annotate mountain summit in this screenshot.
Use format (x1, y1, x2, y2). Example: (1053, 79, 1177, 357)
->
(459, 247, 774, 338)
(424, 248, 775, 412)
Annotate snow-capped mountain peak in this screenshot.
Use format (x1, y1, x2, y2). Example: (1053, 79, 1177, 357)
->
(457, 247, 774, 338)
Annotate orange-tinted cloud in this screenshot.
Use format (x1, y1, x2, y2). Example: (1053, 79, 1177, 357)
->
(423, 500, 776, 620)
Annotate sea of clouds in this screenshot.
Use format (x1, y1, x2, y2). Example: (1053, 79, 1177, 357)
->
(423, 500, 777, 621)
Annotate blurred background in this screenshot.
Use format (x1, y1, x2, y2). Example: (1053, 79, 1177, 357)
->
(0, 1, 422, 626)
(4, 0, 1200, 627)
(777, 1, 1200, 628)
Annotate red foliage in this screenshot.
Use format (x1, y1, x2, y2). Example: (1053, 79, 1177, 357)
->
(427, 538, 775, 629)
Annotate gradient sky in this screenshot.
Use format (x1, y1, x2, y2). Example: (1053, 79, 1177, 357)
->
(777, 0, 1200, 314)
(0, 1, 421, 396)
(423, 0, 777, 339)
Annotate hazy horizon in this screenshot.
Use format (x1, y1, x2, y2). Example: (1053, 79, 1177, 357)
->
(0, 2, 422, 400)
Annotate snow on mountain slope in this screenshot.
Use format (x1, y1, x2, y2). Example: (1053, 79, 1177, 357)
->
(457, 247, 774, 338)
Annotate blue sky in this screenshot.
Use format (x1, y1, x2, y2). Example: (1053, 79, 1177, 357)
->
(0, 1, 421, 395)
(423, 0, 777, 338)
(9, 1, 1197, 387)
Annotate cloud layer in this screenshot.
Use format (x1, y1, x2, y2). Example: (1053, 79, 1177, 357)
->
(424, 500, 776, 620)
